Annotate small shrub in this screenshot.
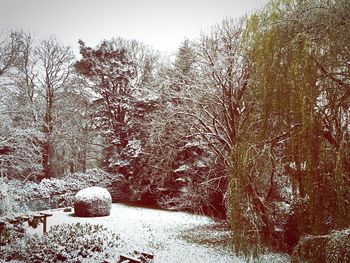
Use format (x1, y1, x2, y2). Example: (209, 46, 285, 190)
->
(0, 223, 26, 246)
(291, 228, 350, 263)
(0, 178, 27, 248)
(0, 178, 22, 217)
(0, 223, 122, 262)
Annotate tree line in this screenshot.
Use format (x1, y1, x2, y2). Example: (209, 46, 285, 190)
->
(0, 0, 349, 257)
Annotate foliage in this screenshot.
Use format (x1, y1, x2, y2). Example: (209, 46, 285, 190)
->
(0, 177, 22, 217)
(0, 178, 26, 248)
(75, 40, 157, 179)
(0, 115, 43, 179)
(0, 31, 90, 180)
(1, 1, 349, 259)
(227, 0, 350, 258)
(7, 169, 125, 208)
(291, 228, 350, 263)
(138, 34, 236, 216)
(0, 31, 44, 179)
(0, 223, 26, 247)
(0, 223, 122, 262)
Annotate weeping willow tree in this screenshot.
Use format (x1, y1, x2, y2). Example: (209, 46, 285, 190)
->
(228, 0, 350, 258)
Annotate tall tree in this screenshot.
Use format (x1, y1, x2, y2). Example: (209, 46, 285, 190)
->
(229, 0, 350, 256)
(3, 34, 76, 179)
(35, 37, 75, 178)
(0, 31, 43, 180)
(179, 19, 251, 217)
(75, 40, 138, 177)
(140, 26, 247, 215)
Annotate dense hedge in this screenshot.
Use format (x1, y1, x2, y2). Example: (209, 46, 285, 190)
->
(6, 169, 127, 210)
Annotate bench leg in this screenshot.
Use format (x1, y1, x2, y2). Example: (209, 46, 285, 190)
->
(43, 217, 47, 233)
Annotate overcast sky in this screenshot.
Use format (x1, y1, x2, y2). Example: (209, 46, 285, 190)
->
(0, 0, 269, 56)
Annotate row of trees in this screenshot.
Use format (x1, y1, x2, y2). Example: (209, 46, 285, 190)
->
(0, 0, 349, 257)
(134, 0, 349, 256)
(0, 32, 162, 181)
(0, 32, 78, 179)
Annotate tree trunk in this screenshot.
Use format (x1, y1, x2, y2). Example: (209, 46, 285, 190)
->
(42, 139, 51, 178)
(246, 182, 274, 243)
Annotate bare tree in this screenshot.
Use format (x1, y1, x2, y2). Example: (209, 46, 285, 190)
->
(0, 30, 24, 77)
(0, 31, 43, 180)
(34, 37, 75, 178)
(4, 35, 76, 179)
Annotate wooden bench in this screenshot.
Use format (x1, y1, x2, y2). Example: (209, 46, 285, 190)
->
(134, 251, 154, 262)
(1, 212, 53, 234)
(118, 251, 155, 263)
(36, 212, 53, 233)
(119, 254, 142, 263)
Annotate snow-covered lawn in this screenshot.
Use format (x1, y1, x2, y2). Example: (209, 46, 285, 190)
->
(28, 203, 290, 263)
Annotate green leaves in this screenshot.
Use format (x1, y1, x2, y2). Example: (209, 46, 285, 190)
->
(228, 0, 350, 258)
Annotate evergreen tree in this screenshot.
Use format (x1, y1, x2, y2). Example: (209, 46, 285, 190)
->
(75, 40, 138, 177)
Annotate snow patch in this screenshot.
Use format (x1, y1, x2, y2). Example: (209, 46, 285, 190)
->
(174, 164, 190, 173)
(28, 204, 290, 262)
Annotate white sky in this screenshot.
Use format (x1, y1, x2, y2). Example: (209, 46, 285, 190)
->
(0, 0, 269, 56)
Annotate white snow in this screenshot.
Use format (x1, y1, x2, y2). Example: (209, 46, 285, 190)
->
(27, 204, 290, 263)
(75, 187, 112, 203)
(174, 164, 190, 173)
(127, 138, 142, 158)
(194, 159, 206, 168)
(109, 158, 130, 167)
(184, 141, 206, 148)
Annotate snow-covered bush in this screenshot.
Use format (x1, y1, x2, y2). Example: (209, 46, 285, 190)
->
(7, 169, 126, 210)
(291, 228, 350, 263)
(0, 183, 25, 247)
(0, 178, 22, 217)
(0, 223, 26, 247)
(74, 187, 112, 217)
(0, 115, 43, 180)
(0, 223, 122, 262)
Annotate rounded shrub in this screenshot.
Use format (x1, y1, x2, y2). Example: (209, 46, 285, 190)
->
(74, 187, 112, 217)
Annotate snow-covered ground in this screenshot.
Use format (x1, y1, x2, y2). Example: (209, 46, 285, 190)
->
(28, 203, 290, 263)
